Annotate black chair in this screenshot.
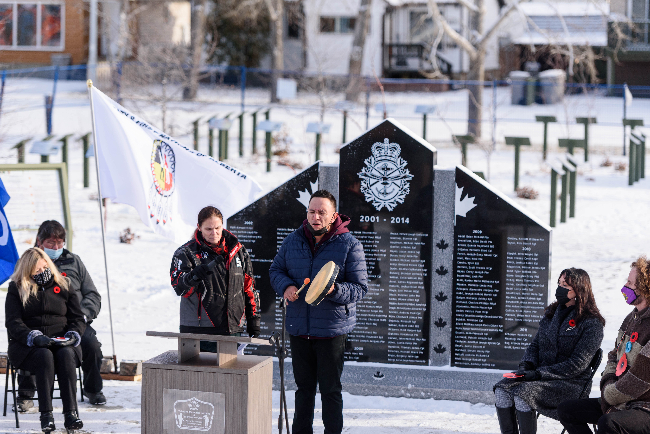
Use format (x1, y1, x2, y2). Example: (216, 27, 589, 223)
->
(559, 348, 603, 434)
(3, 356, 84, 428)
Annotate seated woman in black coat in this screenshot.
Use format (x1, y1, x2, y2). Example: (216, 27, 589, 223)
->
(493, 268, 605, 434)
(5, 247, 86, 433)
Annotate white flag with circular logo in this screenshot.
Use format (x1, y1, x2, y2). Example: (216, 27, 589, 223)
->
(89, 86, 262, 244)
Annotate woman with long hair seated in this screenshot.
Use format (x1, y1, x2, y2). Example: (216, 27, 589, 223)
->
(5, 247, 85, 432)
(493, 268, 606, 434)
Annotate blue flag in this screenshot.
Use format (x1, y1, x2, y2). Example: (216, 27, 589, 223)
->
(0, 177, 19, 285)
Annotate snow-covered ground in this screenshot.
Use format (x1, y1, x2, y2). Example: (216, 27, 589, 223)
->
(0, 79, 648, 432)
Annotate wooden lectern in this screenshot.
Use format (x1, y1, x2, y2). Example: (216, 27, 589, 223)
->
(142, 332, 272, 434)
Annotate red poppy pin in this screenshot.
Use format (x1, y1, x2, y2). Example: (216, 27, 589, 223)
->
(631, 332, 639, 343)
(569, 319, 576, 327)
(61, 272, 67, 277)
(616, 354, 628, 376)
(53, 286, 61, 294)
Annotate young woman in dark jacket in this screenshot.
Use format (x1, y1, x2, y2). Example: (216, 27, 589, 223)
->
(5, 247, 86, 432)
(493, 268, 605, 434)
(170, 206, 261, 344)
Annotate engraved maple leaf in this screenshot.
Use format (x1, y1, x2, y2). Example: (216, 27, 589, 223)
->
(436, 239, 449, 250)
(455, 184, 477, 225)
(434, 318, 447, 328)
(297, 180, 318, 209)
(435, 266, 448, 276)
(433, 344, 447, 354)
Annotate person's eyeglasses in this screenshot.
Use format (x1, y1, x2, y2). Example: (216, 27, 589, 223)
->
(307, 210, 329, 217)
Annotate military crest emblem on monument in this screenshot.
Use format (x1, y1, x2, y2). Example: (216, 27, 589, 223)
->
(358, 138, 413, 211)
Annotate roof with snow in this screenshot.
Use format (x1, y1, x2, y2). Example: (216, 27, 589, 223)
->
(512, 2, 609, 46)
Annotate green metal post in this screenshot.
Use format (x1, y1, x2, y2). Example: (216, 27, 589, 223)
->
(315, 133, 321, 162)
(224, 127, 229, 160)
(60, 135, 69, 165)
(569, 169, 576, 218)
(40, 134, 54, 163)
(454, 135, 473, 167)
(218, 130, 224, 161)
(536, 116, 557, 160)
(15, 139, 29, 164)
(265, 131, 272, 172)
(252, 112, 258, 154)
(629, 140, 636, 186)
(576, 117, 596, 162)
(562, 159, 577, 219)
(543, 123, 549, 160)
(209, 127, 214, 158)
(461, 142, 467, 167)
(583, 123, 589, 162)
(342, 111, 347, 144)
(193, 119, 200, 151)
(239, 113, 244, 157)
(560, 172, 568, 223)
(550, 170, 558, 228)
(422, 113, 427, 141)
(514, 145, 520, 191)
(639, 137, 645, 178)
(636, 141, 642, 183)
(265, 109, 270, 121)
(82, 134, 90, 188)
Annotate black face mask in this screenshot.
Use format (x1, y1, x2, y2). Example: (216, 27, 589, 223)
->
(555, 286, 571, 305)
(307, 223, 329, 236)
(32, 268, 53, 286)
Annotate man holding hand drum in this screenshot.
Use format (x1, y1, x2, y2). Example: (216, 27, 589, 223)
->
(270, 189, 368, 434)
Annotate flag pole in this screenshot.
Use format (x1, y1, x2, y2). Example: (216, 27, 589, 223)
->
(86, 80, 118, 373)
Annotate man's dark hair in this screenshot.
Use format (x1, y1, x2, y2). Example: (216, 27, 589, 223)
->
(309, 190, 337, 210)
(197, 206, 223, 227)
(36, 220, 66, 244)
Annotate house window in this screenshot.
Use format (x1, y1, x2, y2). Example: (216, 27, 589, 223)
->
(320, 17, 336, 33)
(0, 4, 13, 46)
(320, 16, 363, 34)
(339, 17, 356, 33)
(0, 1, 64, 50)
(631, 0, 650, 44)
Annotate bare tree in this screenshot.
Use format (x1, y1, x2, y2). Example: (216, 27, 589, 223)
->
(183, 0, 207, 100)
(345, 0, 373, 102)
(426, 0, 525, 139)
(265, 0, 285, 102)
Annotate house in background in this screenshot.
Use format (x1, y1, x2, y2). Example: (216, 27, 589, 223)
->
(281, 0, 503, 79)
(606, 0, 650, 85)
(0, 0, 190, 69)
(497, 2, 609, 82)
(0, 0, 86, 68)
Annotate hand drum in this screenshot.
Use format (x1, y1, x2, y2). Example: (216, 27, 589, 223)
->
(305, 261, 339, 306)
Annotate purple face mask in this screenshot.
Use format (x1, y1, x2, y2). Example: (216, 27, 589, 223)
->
(622, 286, 637, 305)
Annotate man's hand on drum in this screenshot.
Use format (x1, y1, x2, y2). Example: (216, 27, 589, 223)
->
(284, 286, 299, 302)
(327, 283, 335, 295)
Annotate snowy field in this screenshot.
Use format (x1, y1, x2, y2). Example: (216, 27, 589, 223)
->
(0, 79, 647, 432)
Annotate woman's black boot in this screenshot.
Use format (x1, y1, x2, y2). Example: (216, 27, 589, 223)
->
(64, 410, 83, 430)
(516, 409, 537, 434)
(496, 406, 519, 434)
(40, 411, 55, 432)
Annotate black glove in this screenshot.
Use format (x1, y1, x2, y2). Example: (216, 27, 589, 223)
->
(33, 335, 51, 348)
(51, 332, 79, 347)
(519, 361, 535, 371)
(190, 260, 217, 282)
(515, 370, 541, 381)
(247, 318, 261, 338)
